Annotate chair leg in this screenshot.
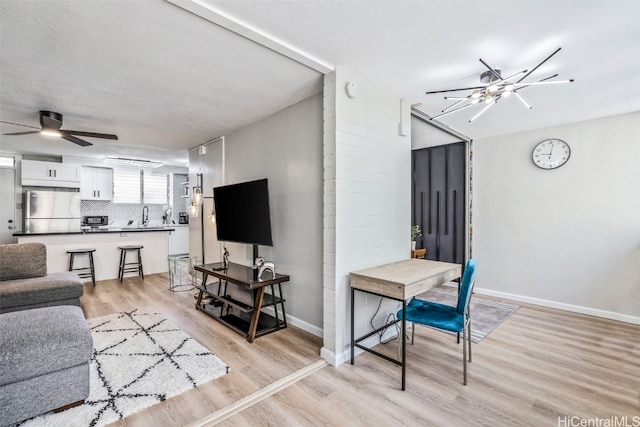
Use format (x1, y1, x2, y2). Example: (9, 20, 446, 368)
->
(119, 250, 125, 282)
(138, 249, 144, 279)
(463, 323, 468, 385)
(410, 321, 415, 344)
(89, 252, 96, 287)
(468, 318, 472, 362)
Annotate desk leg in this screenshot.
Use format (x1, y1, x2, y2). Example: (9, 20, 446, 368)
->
(402, 299, 406, 391)
(350, 287, 355, 364)
(248, 287, 266, 343)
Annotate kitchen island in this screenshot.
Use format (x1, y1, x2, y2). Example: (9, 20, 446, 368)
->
(15, 227, 175, 282)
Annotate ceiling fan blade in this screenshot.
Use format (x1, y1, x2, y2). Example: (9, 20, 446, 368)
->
(516, 47, 562, 83)
(0, 120, 40, 129)
(62, 135, 93, 147)
(61, 130, 118, 140)
(478, 58, 502, 81)
(426, 86, 485, 95)
(3, 131, 40, 136)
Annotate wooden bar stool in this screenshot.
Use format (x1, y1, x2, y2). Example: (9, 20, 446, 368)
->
(118, 245, 144, 282)
(67, 249, 96, 287)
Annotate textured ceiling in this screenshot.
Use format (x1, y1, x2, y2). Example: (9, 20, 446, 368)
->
(1, 1, 639, 167)
(0, 0, 322, 167)
(206, 0, 640, 139)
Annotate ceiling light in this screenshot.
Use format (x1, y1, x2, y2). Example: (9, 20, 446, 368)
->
(41, 129, 61, 137)
(187, 202, 199, 217)
(425, 47, 573, 123)
(469, 102, 495, 123)
(104, 157, 163, 168)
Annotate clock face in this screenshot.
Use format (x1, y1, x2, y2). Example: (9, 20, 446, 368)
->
(532, 139, 571, 169)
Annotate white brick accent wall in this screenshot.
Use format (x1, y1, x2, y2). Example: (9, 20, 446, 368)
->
(322, 69, 411, 365)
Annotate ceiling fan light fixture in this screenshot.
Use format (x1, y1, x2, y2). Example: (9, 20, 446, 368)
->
(40, 129, 62, 138)
(487, 85, 500, 94)
(471, 90, 482, 99)
(484, 95, 495, 104)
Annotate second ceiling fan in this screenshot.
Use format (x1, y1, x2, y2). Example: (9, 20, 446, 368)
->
(2, 110, 118, 146)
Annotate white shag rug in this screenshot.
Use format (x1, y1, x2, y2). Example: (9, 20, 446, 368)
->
(20, 309, 229, 427)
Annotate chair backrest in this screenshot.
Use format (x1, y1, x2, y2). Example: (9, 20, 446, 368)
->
(456, 259, 477, 314)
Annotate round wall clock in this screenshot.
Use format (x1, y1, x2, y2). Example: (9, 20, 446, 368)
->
(532, 138, 571, 170)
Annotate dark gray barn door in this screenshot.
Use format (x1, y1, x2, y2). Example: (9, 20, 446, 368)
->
(412, 142, 466, 263)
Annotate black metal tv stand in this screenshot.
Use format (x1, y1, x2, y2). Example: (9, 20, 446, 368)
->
(193, 261, 290, 342)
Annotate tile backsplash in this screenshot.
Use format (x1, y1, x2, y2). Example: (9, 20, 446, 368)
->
(81, 201, 173, 226)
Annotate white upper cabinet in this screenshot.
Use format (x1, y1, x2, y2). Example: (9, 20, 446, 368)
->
(21, 160, 80, 188)
(80, 167, 113, 200)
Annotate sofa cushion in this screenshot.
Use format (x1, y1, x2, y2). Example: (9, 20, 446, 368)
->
(0, 242, 47, 281)
(0, 272, 83, 312)
(0, 305, 93, 386)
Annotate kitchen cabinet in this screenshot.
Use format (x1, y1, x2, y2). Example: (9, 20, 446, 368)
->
(168, 226, 189, 255)
(21, 160, 80, 188)
(80, 167, 113, 200)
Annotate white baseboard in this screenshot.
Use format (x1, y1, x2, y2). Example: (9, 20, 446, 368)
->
(260, 306, 323, 338)
(321, 324, 400, 367)
(475, 287, 640, 325)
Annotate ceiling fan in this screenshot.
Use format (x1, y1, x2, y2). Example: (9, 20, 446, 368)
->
(1, 110, 118, 146)
(425, 47, 574, 123)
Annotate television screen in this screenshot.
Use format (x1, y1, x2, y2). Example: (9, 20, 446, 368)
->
(213, 178, 273, 246)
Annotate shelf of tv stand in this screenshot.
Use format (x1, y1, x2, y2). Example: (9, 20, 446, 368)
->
(193, 262, 290, 342)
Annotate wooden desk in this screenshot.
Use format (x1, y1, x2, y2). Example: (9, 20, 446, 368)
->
(194, 262, 290, 342)
(350, 259, 461, 390)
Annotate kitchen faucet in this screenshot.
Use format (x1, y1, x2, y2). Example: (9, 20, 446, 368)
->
(142, 205, 149, 225)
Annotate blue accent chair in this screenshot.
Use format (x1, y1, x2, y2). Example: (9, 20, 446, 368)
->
(397, 259, 477, 385)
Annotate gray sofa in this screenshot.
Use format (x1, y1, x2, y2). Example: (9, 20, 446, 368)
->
(0, 243, 92, 425)
(0, 242, 84, 313)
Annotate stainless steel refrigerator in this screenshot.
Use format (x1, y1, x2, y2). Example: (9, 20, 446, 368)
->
(24, 190, 81, 233)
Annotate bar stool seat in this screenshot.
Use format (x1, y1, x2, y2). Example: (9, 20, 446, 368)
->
(118, 245, 144, 282)
(67, 248, 96, 287)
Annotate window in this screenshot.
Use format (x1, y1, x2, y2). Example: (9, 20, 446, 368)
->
(113, 169, 168, 204)
(143, 172, 168, 204)
(113, 169, 141, 203)
(0, 156, 14, 168)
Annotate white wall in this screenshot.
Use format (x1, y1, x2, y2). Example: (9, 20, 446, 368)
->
(322, 68, 412, 365)
(474, 111, 640, 322)
(223, 94, 324, 332)
(188, 138, 224, 265)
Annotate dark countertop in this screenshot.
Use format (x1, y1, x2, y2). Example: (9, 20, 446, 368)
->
(13, 227, 175, 237)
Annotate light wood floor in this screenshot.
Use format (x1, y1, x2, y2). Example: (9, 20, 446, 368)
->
(80, 274, 640, 426)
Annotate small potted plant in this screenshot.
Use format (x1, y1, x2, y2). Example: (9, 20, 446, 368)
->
(411, 225, 422, 250)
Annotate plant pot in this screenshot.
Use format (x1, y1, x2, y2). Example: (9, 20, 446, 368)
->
(411, 241, 416, 251)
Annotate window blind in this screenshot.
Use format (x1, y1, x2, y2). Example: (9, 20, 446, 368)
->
(143, 172, 168, 204)
(113, 169, 141, 203)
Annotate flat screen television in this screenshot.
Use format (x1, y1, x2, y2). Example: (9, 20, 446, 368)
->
(213, 178, 273, 246)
